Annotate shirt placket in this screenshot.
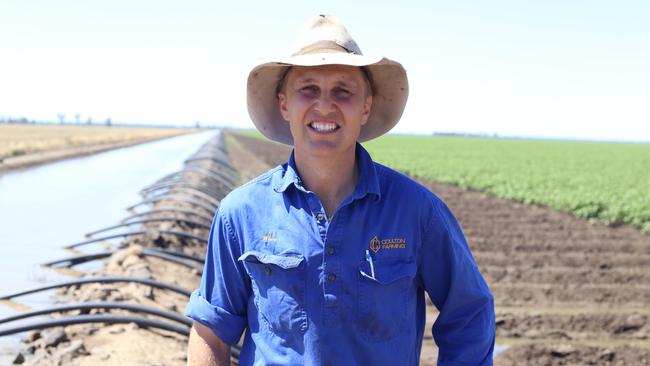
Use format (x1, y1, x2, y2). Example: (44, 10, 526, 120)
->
(305, 192, 345, 328)
(324, 208, 347, 328)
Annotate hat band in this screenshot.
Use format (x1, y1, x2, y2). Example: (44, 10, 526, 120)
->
(291, 40, 358, 56)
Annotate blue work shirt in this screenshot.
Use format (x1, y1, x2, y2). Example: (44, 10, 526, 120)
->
(185, 143, 495, 365)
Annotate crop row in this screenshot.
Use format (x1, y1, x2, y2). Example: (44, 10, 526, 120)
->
(363, 135, 650, 232)
(236, 130, 649, 232)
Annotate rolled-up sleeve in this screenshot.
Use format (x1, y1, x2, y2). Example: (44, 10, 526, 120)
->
(420, 198, 495, 365)
(184, 208, 251, 345)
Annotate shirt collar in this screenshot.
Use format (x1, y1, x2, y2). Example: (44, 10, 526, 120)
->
(273, 143, 381, 202)
(351, 142, 381, 201)
(273, 150, 303, 193)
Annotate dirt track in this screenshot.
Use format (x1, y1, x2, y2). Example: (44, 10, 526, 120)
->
(229, 133, 650, 365)
(0, 134, 194, 173)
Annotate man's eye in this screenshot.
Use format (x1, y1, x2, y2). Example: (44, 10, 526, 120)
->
(333, 88, 351, 98)
(300, 86, 319, 96)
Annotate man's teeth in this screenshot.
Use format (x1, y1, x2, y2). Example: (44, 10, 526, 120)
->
(310, 122, 338, 132)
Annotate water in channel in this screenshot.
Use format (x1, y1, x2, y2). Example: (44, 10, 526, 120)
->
(0, 129, 218, 360)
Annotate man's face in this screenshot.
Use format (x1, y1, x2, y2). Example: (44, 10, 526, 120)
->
(278, 65, 372, 159)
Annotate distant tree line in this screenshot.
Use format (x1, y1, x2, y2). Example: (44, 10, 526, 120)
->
(1, 114, 219, 129)
(0, 116, 34, 124)
(433, 132, 500, 138)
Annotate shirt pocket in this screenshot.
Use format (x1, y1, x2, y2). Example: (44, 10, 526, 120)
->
(238, 250, 308, 336)
(357, 259, 417, 341)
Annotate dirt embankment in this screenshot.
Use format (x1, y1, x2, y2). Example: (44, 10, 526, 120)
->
(0, 125, 200, 173)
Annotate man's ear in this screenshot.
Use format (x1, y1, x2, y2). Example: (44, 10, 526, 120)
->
(360, 95, 372, 126)
(278, 93, 290, 122)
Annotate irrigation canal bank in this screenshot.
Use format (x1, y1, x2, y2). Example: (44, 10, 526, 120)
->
(0, 130, 218, 363)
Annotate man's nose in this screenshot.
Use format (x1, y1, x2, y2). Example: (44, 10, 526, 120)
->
(314, 91, 336, 114)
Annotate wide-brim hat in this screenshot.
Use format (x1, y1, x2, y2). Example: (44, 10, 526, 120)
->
(247, 14, 409, 145)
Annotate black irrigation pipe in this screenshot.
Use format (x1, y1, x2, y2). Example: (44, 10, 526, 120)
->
(143, 176, 231, 196)
(44, 252, 111, 267)
(141, 184, 222, 206)
(143, 178, 229, 200)
(64, 229, 207, 249)
(184, 155, 234, 170)
(176, 162, 238, 181)
(143, 174, 230, 192)
(183, 158, 238, 178)
(146, 247, 205, 264)
(179, 163, 239, 185)
(121, 208, 213, 224)
(151, 167, 238, 188)
(232, 345, 241, 360)
(190, 153, 235, 167)
(0, 301, 191, 326)
(43, 248, 202, 272)
(177, 166, 238, 186)
(0, 315, 189, 337)
(140, 190, 222, 213)
(126, 195, 217, 215)
(141, 186, 224, 207)
(188, 144, 228, 156)
(85, 217, 211, 237)
(0, 276, 191, 301)
(190, 145, 230, 157)
(127, 194, 218, 212)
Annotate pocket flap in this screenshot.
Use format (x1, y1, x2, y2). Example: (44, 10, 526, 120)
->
(238, 250, 304, 269)
(359, 260, 417, 285)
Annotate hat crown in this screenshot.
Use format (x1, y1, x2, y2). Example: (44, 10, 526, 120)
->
(290, 14, 363, 56)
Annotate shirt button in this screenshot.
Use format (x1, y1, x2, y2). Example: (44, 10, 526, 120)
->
(316, 213, 325, 222)
(264, 267, 272, 275)
(327, 273, 336, 282)
(327, 247, 335, 255)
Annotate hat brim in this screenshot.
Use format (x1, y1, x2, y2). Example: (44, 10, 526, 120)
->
(247, 53, 409, 145)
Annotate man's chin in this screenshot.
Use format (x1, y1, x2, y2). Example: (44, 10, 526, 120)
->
(295, 140, 355, 158)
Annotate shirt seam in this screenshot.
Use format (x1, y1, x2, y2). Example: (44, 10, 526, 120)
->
(417, 201, 437, 288)
(220, 208, 242, 257)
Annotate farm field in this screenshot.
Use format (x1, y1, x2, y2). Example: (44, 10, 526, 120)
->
(363, 135, 650, 232)
(0, 123, 195, 161)
(239, 130, 650, 232)
(231, 131, 650, 365)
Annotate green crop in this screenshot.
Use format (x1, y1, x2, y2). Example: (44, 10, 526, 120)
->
(363, 135, 650, 232)
(231, 130, 649, 232)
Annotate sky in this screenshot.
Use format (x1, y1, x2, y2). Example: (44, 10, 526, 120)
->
(1, 0, 649, 142)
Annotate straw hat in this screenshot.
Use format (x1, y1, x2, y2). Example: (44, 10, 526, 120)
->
(246, 14, 409, 145)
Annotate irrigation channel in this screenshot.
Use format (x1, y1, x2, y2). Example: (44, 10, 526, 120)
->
(0, 131, 246, 365)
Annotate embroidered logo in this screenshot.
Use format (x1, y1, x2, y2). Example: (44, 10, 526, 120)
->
(262, 233, 277, 242)
(369, 236, 381, 253)
(369, 235, 407, 253)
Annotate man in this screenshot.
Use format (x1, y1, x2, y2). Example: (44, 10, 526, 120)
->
(185, 15, 495, 365)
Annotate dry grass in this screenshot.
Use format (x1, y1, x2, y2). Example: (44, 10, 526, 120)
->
(0, 124, 195, 159)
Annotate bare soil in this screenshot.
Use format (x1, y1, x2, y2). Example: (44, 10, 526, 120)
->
(228, 132, 650, 365)
(0, 126, 199, 173)
(0, 138, 160, 172)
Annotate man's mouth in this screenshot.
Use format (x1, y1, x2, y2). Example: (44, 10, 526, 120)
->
(309, 121, 339, 133)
